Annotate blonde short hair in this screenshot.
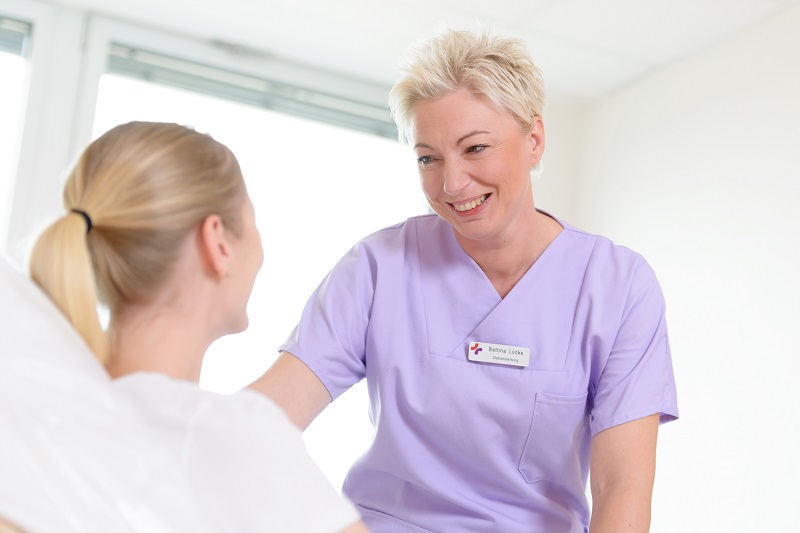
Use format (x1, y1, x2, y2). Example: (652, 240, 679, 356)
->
(389, 29, 546, 146)
(30, 122, 246, 363)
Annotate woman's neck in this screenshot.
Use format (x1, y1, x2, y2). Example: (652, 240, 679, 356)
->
(106, 297, 213, 382)
(457, 209, 563, 299)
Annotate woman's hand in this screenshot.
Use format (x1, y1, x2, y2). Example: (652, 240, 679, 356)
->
(589, 413, 659, 533)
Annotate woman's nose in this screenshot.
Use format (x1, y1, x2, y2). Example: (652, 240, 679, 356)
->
(442, 159, 469, 196)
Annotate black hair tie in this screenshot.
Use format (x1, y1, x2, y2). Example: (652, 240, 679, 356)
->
(70, 209, 93, 234)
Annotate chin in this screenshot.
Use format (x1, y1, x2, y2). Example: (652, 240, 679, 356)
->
(451, 220, 498, 242)
(228, 315, 249, 335)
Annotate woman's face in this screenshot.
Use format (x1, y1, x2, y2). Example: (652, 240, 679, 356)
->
(412, 90, 544, 245)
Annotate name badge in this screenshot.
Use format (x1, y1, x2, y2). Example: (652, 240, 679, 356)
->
(468, 341, 530, 367)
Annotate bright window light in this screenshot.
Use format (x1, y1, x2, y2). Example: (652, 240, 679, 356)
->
(0, 51, 27, 249)
(93, 73, 427, 490)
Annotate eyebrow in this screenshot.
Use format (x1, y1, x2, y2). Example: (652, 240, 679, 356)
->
(414, 130, 491, 150)
(457, 130, 490, 144)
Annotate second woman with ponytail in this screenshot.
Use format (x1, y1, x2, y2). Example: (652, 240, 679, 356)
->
(20, 121, 369, 533)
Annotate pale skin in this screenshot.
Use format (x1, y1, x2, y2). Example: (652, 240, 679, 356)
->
(251, 90, 659, 532)
(106, 201, 369, 533)
(107, 215, 239, 380)
(106, 200, 262, 380)
(589, 414, 659, 533)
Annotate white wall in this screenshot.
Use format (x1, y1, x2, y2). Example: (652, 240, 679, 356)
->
(535, 100, 584, 223)
(571, 6, 800, 532)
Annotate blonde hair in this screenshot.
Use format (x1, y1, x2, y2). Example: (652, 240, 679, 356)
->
(30, 122, 246, 363)
(389, 29, 546, 162)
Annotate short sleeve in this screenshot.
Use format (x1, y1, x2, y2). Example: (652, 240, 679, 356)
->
(280, 242, 376, 400)
(185, 389, 361, 532)
(114, 375, 361, 533)
(589, 258, 679, 437)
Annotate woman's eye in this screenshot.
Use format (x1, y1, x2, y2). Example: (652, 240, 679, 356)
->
(467, 145, 487, 154)
(417, 155, 434, 166)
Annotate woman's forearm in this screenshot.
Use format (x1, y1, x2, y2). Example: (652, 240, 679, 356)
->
(589, 479, 652, 533)
(589, 414, 659, 533)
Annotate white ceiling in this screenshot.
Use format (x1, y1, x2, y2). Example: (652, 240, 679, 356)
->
(43, 0, 800, 102)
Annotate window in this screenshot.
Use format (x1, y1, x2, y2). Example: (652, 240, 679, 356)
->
(92, 49, 426, 489)
(0, 16, 30, 250)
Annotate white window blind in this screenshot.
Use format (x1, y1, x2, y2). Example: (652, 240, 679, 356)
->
(107, 43, 398, 140)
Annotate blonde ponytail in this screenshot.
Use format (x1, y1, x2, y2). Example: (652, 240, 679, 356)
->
(29, 122, 246, 365)
(30, 211, 107, 361)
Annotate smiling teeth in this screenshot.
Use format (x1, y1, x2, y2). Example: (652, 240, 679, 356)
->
(454, 194, 488, 212)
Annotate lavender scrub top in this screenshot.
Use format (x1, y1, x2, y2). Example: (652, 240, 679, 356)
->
(280, 213, 678, 533)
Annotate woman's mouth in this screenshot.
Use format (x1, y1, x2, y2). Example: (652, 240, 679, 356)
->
(452, 194, 489, 212)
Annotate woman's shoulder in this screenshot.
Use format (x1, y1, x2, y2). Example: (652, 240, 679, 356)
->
(115, 373, 296, 434)
(551, 217, 660, 297)
(114, 374, 359, 531)
(555, 218, 649, 269)
(357, 212, 440, 244)
(342, 213, 442, 264)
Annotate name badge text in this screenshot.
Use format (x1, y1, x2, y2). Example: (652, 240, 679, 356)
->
(468, 341, 530, 367)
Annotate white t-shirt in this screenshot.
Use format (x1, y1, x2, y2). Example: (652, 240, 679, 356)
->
(113, 373, 360, 533)
(0, 358, 214, 533)
(0, 256, 358, 532)
(0, 256, 211, 532)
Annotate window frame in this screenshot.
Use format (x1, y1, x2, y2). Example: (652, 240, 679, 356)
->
(1, 0, 84, 262)
(0, 15, 30, 249)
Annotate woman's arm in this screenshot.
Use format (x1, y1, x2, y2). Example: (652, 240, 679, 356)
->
(249, 351, 331, 431)
(589, 414, 659, 533)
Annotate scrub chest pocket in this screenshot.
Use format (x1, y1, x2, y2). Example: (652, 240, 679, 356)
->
(519, 392, 589, 485)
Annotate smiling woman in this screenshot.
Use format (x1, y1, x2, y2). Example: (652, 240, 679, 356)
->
(412, 90, 555, 294)
(251, 29, 678, 533)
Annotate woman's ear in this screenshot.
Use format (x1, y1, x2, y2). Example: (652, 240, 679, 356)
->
(198, 214, 232, 280)
(529, 116, 545, 166)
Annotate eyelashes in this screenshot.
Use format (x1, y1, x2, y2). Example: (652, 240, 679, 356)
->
(417, 145, 489, 168)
